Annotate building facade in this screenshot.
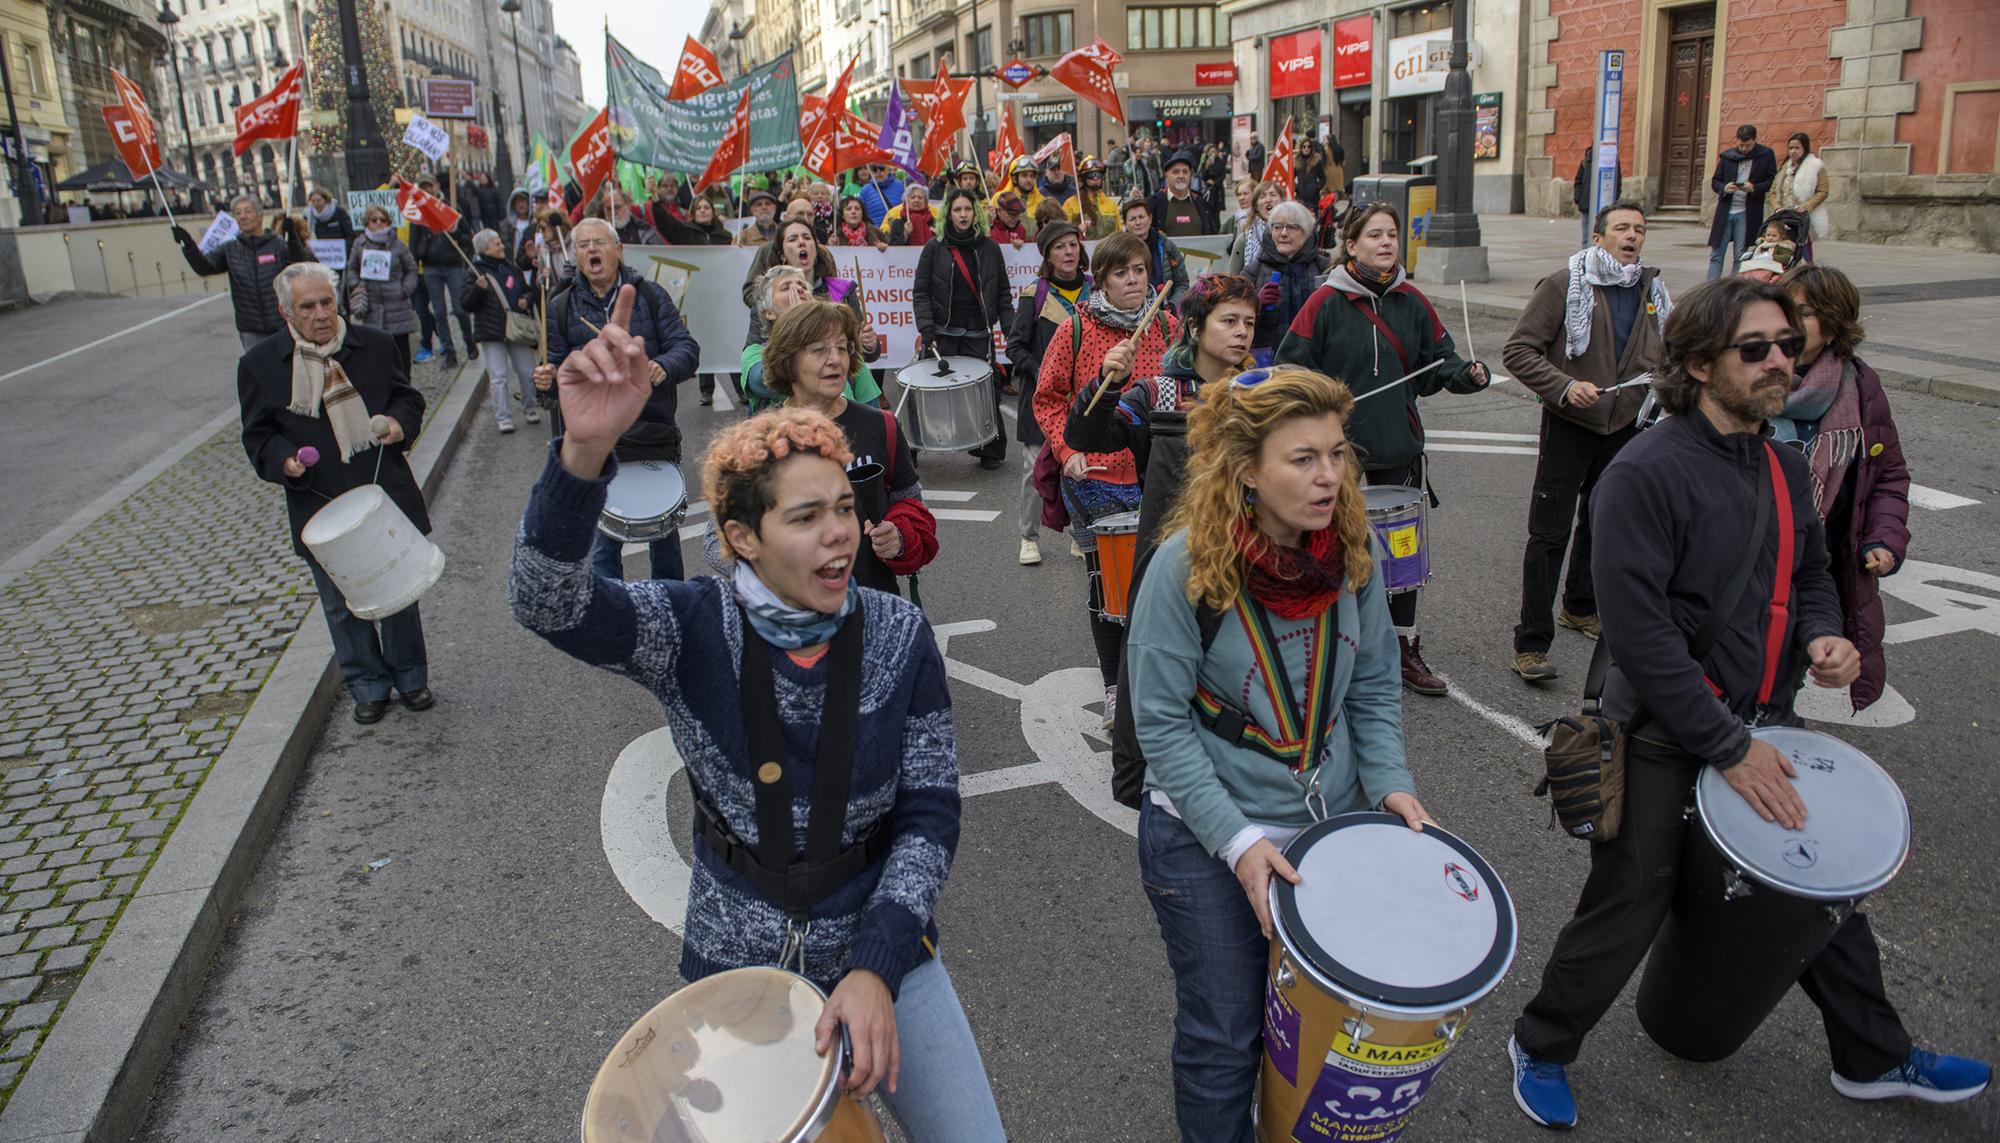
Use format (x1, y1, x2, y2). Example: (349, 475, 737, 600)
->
(551, 34, 586, 134)
(3, 0, 74, 223)
(1520, 0, 1998, 250)
(1002, 0, 1235, 158)
(148, 0, 304, 206)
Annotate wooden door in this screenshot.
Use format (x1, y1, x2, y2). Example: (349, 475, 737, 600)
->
(1659, 7, 1716, 207)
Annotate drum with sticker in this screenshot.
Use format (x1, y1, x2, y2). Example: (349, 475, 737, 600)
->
(1362, 486, 1429, 594)
(1259, 813, 1517, 1143)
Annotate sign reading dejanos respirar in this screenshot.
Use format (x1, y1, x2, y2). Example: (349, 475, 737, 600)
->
(1269, 28, 1321, 100)
(605, 33, 800, 173)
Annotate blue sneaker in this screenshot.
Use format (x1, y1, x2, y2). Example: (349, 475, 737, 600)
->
(414, 347, 435, 364)
(1832, 1047, 1991, 1104)
(1508, 1034, 1579, 1129)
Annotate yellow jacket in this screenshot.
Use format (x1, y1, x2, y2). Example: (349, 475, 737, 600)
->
(1065, 190, 1122, 236)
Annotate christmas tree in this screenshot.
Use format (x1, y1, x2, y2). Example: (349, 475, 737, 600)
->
(304, 0, 414, 179)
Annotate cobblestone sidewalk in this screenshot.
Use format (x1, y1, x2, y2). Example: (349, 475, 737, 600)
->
(0, 358, 458, 1107)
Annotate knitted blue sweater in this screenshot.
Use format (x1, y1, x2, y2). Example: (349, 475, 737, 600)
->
(509, 445, 959, 998)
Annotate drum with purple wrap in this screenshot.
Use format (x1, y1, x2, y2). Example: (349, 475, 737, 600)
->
(1635, 726, 1910, 1062)
(1362, 486, 1429, 595)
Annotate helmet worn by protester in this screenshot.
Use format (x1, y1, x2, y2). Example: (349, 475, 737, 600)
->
(1079, 156, 1107, 176)
(1010, 156, 1039, 175)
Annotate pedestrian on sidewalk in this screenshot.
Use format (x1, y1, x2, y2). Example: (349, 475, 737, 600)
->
(1275, 203, 1492, 697)
(238, 263, 434, 725)
(1572, 146, 1622, 250)
(1705, 125, 1777, 281)
(173, 194, 313, 351)
(463, 228, 542, 434)
(1775, 263, 1909, 712)
(510, 372, 1006, 1138)
(1774, 132, 1830, 241)
(342, 205, 421, 377)
(1502, 201, 1672, 683)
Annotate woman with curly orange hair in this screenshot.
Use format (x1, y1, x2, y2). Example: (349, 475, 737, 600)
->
(508, 286, 1004, 1138)
(1124, 364, 1431, 1140)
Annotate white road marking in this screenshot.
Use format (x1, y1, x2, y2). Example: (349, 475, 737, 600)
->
(1879, 560, 2000, 643)
(933, 508, 1002, 522)
(1907, 484, 1979, 511)
(1794, 682, 1916, 728)
(0, 293, 227, 385)
(1429, 430, 1538, 443)
(961, 761, 1056, 797)
(1433, 673, 1549, 752)
(709, 377, 734, 412)
(1427, 444, 1540, 457)
(926, 490, 980, 502)
(600, 728, 692, 934)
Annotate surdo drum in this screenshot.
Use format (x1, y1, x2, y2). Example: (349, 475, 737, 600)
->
(1636, 726, 1911, 1062)
(1361, 487, 1429, 595)
(1261, 814, 1517, 1143)
(894, 356, 997, 452)
(1091, 511, 1142, 624)
(582, 966, 886, 1143)
(599, 461, 689, 544)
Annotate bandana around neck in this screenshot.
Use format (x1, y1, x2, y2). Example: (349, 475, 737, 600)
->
(1086, 289, 1149, 332)
(732, 560, 858, 650)
(1563, 246, 1672, 360)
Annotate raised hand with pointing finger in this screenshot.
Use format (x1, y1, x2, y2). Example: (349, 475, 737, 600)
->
(556, 284, 651, 480)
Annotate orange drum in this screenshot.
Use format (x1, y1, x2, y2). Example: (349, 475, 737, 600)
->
(1093, 511, 1142, 624)
(582, 966, 887, 1143)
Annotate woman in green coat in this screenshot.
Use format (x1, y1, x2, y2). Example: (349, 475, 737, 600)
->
(1276, 203, 1491, 697)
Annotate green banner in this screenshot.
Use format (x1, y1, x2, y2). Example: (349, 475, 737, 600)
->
(606, 34, 802, 174)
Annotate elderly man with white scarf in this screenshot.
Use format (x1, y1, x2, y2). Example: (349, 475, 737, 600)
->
(1501, 200, 1674, 684)
(237, 262, 437, 725)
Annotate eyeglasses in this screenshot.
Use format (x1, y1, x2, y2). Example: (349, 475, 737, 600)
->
(1269, 222, 1305, 234)
(805, 340, 852, 360)
(1724, 334, 1806, 363)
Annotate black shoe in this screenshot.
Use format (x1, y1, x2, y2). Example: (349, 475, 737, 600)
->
(466, 345, 479, 360)
(699, 395, 713, 406)
(398, 687, 435, 711)
(978, 457, 1005, 471)
(353, 699, 389, 725)
(443, 352, 460, 368)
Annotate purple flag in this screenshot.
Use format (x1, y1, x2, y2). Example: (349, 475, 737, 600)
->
(877, 85, 923, 178)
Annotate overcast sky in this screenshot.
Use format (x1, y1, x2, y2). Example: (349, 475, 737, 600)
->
(551, 1, 706, 108)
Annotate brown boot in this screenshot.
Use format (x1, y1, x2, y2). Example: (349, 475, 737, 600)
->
(1399, 635, 1447, 696)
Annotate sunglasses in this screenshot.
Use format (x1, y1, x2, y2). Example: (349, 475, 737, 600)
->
(1724, 334, 1805, 363)
(1231, 368, 1273, 389)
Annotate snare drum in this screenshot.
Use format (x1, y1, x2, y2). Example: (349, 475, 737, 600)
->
(1362, 486, 1429, 595)
(1092, 511, 1141, 624)
(1261, 813, 1517, 1143)
(599, 461, 688, 543)
(1637, 726, 1910, 1062)
(896, 356, 997, 451)
(581, 966, 886, 1143)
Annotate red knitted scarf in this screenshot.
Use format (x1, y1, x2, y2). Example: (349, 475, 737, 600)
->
(1233, 521, 1345, 619)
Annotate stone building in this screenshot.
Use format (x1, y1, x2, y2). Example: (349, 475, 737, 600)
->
(149, 0, 304, 204)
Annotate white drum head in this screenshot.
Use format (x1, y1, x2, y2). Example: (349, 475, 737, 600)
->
(1092, 511, 1140, 536)
(1361, 485, 1422, 516)
(1695, 726, 1910, 900)
(1274, 814, 1516, 1014)
(581, 967, 836, 1143)
(603, 462, 686, 522)
(898, 356, 989, 389)
(301, 485, 387, 546)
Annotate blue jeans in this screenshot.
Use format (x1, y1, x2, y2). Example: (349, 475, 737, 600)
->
(877, 957, 1008, 1141)
(1707, 211, 1748, 280)
(590, 530, 685, 582)
(1139, 800, 1267, 1143)
(304, 555, 428, 703)
(421, 266, 471, 355)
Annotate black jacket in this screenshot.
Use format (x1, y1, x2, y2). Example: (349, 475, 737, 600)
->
(1572, 149, 1623, 213)
(913, 233, 1014, 349)
(236, 322, 429, 558)
(1707, 143, 1779, 248)
(176, 223, 312, 335)
(410, 217, 474, 269)
(1594, 410, 1844, 771)
(476, 183, 503, 230)
(546, 264, 701, 460)
(1003, 274, 1091, 446)
(1148, 188, 1219, 236)
(460, 254, 531, 344)
(1252, 237, 1330, 350)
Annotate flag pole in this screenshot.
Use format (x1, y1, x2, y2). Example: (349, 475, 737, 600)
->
(146, 167, 179, 230)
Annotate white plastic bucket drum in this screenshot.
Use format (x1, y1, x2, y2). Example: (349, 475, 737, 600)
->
(1260, 813, 1517, 1143)
(300, 485, 444, 620)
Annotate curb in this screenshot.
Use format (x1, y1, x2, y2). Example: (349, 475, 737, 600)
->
(0, 359, 491, 1143)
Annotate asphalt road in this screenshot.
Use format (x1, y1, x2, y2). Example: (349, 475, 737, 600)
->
(0, 293, 238, 559)
(136, 308, 1999, 1142)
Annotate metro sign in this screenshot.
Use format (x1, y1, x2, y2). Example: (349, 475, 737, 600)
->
(999, 59, 1036, 89)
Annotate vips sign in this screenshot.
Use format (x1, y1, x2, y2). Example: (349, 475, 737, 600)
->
(1334, 16, 1374, 89)
(1194, 62, 1236, 87)
(1268, 28, 1321, 100)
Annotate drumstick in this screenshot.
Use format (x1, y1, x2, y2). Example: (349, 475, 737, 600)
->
(1083, 285, 1170, 415)
(851, 257, 869, 321)
(1459, 280, 1477, 363)
(1351, 359, 1446, 404)
(579, 316, 602, 335)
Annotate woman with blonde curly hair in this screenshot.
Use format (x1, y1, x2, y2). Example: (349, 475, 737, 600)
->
(509, 289, 1003, 1137)
(1124, 364, 1431, 1141)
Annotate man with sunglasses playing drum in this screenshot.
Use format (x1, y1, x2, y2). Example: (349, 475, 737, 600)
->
(1507, 277, 1990, 1130)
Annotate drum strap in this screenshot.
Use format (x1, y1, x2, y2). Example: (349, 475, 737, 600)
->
(693, 606, 884, 921)
(1191, 593, 1342, 772)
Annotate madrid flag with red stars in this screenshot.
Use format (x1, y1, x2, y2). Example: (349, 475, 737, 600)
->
(1050, 38, 1125, 124)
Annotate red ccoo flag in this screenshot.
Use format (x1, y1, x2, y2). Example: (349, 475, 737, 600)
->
(233, 63, 303, 156)
(667, 36, 725, 101)
(694, 86, 753, 193)
(108, 68, 159, 155)
(1263, 115, 1296, 197)
(568, 106, 616, 209)
(990, 99, 1026, 178)
(1050, 39, 1125, 125)
(396, 177, 463, 232)
(101, 105, 160, 179)
(801, 55, 859, 181)
(916, 58, 969, 177)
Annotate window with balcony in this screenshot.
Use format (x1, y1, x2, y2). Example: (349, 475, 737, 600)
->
(1126, 6, 1229, 50)
(211, 87, 223, 118)
(967, 25, 992, 71)
(1022, 12, 1071, 59)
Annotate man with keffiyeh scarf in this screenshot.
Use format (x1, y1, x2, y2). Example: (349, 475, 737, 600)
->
(237, 263, 434, 726)
(1502, 202, 1671, 683)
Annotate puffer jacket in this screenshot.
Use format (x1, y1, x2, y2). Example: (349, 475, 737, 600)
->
(1275, 262, 1486, 472)
(460, 253, 531, 345)
(176, 222, 312, 335)
(1253, 236, 1331, 350)
(341, 232, 420, 335)
(1823, 356, 1911, 711)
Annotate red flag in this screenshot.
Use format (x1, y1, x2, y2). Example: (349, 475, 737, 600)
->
(233, 63, 303, 156)
(1031, 131, 1078, 193)
(396, 176, 462, 232)
(803, 96, 889, 182)
(990, 101, 1026, 178)
(1050, 39, 1124, 125)
(1263, 116, 1296, 197)
(568, 107, 616, 208)
(102, 105, 160, 179)
(694, 86, 753, 193)
(108, 68, 159, 156)
(916, 59, 968, 178)
(802, 56, 860, 180)
(667, 37, 725, 101)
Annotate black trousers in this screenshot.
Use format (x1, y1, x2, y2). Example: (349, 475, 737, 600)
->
(1515, 738, 1911, 1078)
(1513, 410, 1638, 653)
(929, 332, 1007, 462)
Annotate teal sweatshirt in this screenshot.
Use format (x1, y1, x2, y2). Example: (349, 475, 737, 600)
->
(1128, 529, 1416, 856)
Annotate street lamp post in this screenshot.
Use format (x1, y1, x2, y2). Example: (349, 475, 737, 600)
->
(1416, 0, 1489, 283)
(967, 0, 988, 161)
(499, 0, 533, 180)
(156, 4, 202, 209)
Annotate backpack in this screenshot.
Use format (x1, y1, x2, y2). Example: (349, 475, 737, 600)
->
(1108, 547, 1225, 809)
